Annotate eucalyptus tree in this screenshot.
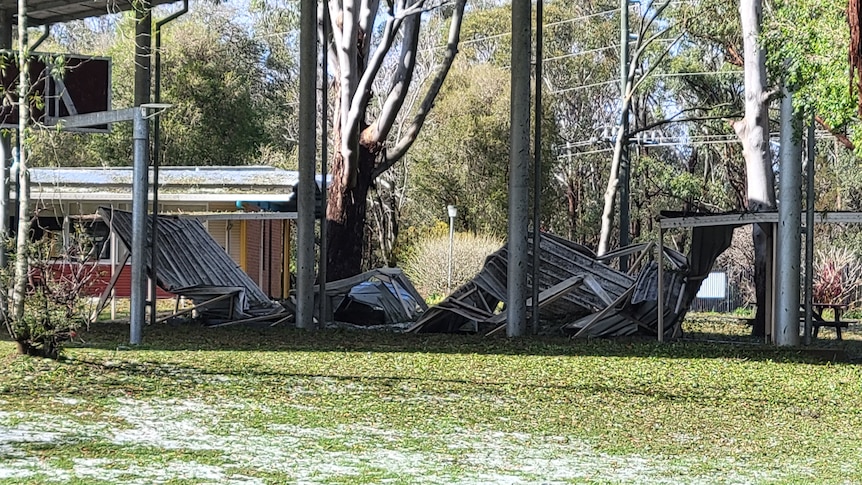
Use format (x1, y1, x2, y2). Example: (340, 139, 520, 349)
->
(322, 0, 467, 281)
(596, 0, 688, 255)
(364, 4, 446, 267)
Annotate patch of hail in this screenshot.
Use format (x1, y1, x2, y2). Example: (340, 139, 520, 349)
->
(0, 399, 815, 484)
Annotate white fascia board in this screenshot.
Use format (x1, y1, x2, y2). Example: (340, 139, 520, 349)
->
(28, 191, 295, 203)
(176, 212, 299, 221)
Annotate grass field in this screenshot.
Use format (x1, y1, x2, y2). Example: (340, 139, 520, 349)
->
(1, 314, 862, 484)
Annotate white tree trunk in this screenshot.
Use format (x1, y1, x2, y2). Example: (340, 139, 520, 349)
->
(734, 0, 776, 337)
(12, 0, 30, 328)
(597, 125, 627, 255)
(734, 0, 774, 211)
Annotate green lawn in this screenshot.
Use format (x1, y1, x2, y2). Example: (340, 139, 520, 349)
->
(1, 315, 861, 484)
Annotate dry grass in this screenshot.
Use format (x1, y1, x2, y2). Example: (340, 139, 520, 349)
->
(402, 233, 503, 299)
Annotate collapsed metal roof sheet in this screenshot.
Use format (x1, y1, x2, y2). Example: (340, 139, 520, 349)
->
(314, 267, 429, 325)
(98, 207, 281, 319)
(409, 233, 691, 339)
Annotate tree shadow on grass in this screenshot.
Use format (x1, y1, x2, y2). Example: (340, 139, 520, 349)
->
(54, 319, 862, 365)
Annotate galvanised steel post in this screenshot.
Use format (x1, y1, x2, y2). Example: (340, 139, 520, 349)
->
(531, 0, 543, 334)
(129, 0, 151, 345)
(775, 85, 801, 346)
(130, 107, 148, 345)
(803, 117, 815, 345)
(508, 0, 531, 337)
(296, 0, 317, 330)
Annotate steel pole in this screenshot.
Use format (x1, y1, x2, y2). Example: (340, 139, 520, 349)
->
(531, 0, 543, 334)
(318, 1, 330, 326)
(507, 0, 531, 337)
(804, 116, 815, 345)
(130, 107, 148, 345)
(296, 0, 317, 329)
(775, 85, 801, 346)
(130, 1, 151, 344)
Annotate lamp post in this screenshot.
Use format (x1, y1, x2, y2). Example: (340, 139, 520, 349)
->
(447, 205, 457, 294)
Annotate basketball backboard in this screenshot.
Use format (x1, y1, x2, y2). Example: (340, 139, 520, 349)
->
(0, 51, 111, 133)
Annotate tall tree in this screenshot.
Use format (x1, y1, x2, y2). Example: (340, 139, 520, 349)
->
(734, 0, 775, 336)
(324, 0, 467, 281)
(596, 0, 681, 255)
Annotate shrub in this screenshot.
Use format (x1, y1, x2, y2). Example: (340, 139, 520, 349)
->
(813, 247, 862, 306)
(2, 229, 101, 359)
(402, 232, 503, 299)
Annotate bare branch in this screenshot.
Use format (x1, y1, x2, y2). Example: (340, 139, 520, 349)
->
(378, 0, 466, 175)
(629, 32, 684, 96)
(629, 103, 739, 135)
(815, 115, 855, 151)
(327, 0, 344, 72)
(348, 15, 403, 133)
(358, 0, 381, 60)
(640, 0, 674, 38)
(338, 0, 360, 164)
(372, 1, 424, 141)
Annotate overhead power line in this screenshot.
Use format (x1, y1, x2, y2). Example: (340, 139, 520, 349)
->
(456, 7, 622, 49)
(550, 70, 744, 94)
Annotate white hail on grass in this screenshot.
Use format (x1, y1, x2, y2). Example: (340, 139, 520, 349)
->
(0, 398, 821, 484)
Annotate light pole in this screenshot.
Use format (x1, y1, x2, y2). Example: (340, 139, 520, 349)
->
(447, 205, 457, 294)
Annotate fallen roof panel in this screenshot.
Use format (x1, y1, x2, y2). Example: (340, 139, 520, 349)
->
(410, 232, 695, 340)
(98, 207, 281, 319)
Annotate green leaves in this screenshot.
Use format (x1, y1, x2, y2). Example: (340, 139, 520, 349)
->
(764, 0, 857, 136)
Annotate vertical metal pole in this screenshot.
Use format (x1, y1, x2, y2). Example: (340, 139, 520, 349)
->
(110, 209, 117, 320)
(804, 116, 815, 345)
(296, 0, 317, 329)
(507, 0, 531, 337)
(531, 0, 543, 335)
(318, 1, 329, 325)
(134, 2, 152, 108)
(130, 107, 148, 345)
(447, 209, 454, 293)
(130, 1, 151, 344)
(775, 85, 801, 346)
(618, 0, 630, 270)
(657, 224, 664, 342)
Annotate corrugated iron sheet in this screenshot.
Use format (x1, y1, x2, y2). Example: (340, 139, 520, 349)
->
(410, 233, 693, 339)
(98, 207, 281, 319)
(696, 272, 727, 299)
(410, 232, 640, 335)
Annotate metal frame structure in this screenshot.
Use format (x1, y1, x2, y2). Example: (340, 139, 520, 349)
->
(656, 211, 862, 344)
